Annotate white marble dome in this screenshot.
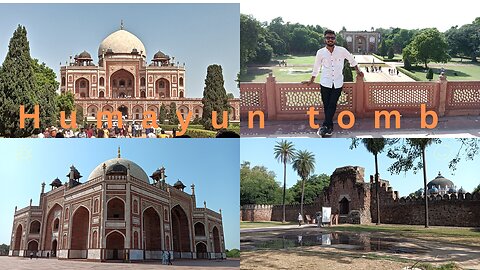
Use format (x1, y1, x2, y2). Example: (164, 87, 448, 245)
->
(88, 157, 150, 183)
(98, 29, 146, 57)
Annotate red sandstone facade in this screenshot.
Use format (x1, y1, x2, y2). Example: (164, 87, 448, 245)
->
(9, 150, 225, 261)
(59, 25, 239, 122)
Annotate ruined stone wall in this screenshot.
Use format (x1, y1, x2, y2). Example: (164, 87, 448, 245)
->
(323, 166, 371, 224)
(379, 192, 480, 227)
(240, 202, 323, 222)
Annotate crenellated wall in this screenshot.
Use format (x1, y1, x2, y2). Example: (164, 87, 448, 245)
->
(241, 165, 480, 227)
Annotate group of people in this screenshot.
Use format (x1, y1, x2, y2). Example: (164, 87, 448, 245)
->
(365, 65, 382, 73)
(34, 124, 176, 139)
(388, 68, 400, 75)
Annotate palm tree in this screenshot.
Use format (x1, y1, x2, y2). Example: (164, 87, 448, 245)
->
(351, 139, 387, 225)
(274, 140, 296, 223)
(292, 150, 316, 219)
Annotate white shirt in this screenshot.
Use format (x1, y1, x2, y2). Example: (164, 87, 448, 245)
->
(311, 46, 357, 88)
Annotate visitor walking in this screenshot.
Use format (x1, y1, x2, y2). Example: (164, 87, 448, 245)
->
(304, 29, 363, 137)
(298, 212, 303, 226)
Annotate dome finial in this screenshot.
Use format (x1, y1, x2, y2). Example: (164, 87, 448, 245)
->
(120, 19, 124, 30)
(118, 146, 121, 158)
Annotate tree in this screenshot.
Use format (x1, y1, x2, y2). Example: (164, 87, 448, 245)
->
(351, 139, 388, 225)
(426, 68, 434, 80)
(273, 140, 296, 223)
(343, 60, 353, 82)
(167, 102, 179, 125)
(240, 14, 261, 73)
(405, 28, 450, 69)
(56, 92, 75, 118)
(159, 103, 167, 124)
(387, 47, 395, 59)
(387, 139, 441, 228)
(201, 64, 229, 130)
(473, 184, 480, 194)
(240, 162, 283, 205)
(289, 174, 329, 204)
(292, 150, 316, 218)
(0, 25, 38, 137)
(32, 59, 59, 129)
(379, 39, 388, 57)
(254, 37, 273, 64)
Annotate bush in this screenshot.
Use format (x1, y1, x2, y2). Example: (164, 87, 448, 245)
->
(184, 128, 217, 138)
(396, 66, 423, 81)
(226, 249, 240, 258)
(403, 57, 412, 70)
(426, 68, 434, 80)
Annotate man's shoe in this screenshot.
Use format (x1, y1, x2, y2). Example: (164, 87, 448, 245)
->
(325, 127, 333, 136)
(317, 126, 327, 137)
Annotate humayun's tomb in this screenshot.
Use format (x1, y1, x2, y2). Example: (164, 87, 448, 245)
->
(9, 148, 225, 261)
(59, 23, 239, 122)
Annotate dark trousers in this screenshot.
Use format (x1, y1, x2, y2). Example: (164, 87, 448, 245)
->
(320, 84, 343, 128)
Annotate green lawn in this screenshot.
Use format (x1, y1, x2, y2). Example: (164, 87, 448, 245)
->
(240, 221, 298, 229)
(274, 55, 316, 66)
(406, 63, 480, 81)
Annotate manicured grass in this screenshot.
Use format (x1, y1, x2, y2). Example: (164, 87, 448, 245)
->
(274, 55, 316, 66)
(241, 66, 356, 82)
(240, 221, 298, 229)
(405, 64, 480, 81)
(323, 224, 480, 239)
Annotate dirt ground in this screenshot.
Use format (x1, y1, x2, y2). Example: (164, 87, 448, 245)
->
(241, 248, 411, 270)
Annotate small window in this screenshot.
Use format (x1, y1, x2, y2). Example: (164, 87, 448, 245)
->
(99, 77, 104, 86)
(61, 77, 66, 86)
(179, 77, 184, 87)
(159, 81, 165, 88)
(80, 81, 86, 88)
(140, 77, 146, 86)
(120, 80, 125, 87)
(99, 91, 104, 98)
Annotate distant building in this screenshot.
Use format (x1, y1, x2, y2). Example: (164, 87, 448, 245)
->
(59, 23, 239, 123)
(340, 31, 380, 54)
(9, 148, 225, 261)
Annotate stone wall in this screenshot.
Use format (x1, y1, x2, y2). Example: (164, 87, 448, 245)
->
(240, 202, 323, 222)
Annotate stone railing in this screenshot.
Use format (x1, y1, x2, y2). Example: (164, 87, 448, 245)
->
(240, 74, 480, 120)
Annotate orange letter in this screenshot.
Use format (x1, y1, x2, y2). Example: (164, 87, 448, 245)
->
(420, 104, 438, 129)
(212, 111, 229, 129)
(338, 110, 355, 129)
(248, 111, 264, 129)
(97, 111, 122, 129)
(374, 110, 401, 129)
(60, 111, 77, 129)
(20, 104, 40, 129)
(176, 110, 192, 136)
(142, 111, 159, 129)
(306, 107, 320, 129)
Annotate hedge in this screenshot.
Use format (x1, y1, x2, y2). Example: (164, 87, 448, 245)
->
(397, 66, 423, 81)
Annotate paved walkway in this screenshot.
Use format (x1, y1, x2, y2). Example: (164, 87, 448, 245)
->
(240, 115, 480, 138)
(353, 55, 415, 82)
(0, 256, 239, 270)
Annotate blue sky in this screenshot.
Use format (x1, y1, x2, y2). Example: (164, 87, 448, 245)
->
(0, 139, 239, 250)
(241, 138, 480, 196)
(0, 3, 239, 97)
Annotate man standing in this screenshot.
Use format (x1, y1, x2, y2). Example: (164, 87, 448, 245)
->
(304, 30, 363, 136)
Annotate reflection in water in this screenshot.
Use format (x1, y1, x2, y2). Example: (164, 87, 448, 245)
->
(247, 231, 423, 254)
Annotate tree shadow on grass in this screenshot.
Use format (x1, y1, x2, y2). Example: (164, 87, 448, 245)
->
(239, 67, 272, 82)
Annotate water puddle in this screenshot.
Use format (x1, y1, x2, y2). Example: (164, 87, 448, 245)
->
(241, 230, 426, 254)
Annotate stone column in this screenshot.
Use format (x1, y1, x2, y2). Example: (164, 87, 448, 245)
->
(354, 74, 365, 118)
(265, 73, 277, 120)
(438, 73, 448, 117)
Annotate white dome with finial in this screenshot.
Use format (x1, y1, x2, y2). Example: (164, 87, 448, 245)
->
(98, 23, 146, 58)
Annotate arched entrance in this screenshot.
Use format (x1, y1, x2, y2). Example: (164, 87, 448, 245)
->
(156, 78, 170, 98)
(171, 205, 191, 258)
(107, 198, 125, 220)
(27, 240, 38, 256)
(44, 204, 62, 254)
(106, 231, 125, 260)
(118, 105, 128, 120)
(70, 206, 89, 259)
(143, 207, 162, 259)
(213, 226, 221, 253)
(51, 239, 57, 257)
(196, 242, 207, 259)
(340, 197, 350, 215)
(111, 69, 135, 98)
(29, 220, 40, 234)
(13, 224, 22, 251)
(194, 222, 205, 237)
(356, 36, 367, 54)
(75, 78, 89, 98)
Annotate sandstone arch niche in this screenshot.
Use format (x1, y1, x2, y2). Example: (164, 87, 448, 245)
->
(143, 207, 162, 260)
(69, 206, 89, 259)
(171, 205, 191, 258)
(106, 231, 125, 260)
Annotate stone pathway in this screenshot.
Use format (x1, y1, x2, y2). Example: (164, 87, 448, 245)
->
(0, 257, 239, 270)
